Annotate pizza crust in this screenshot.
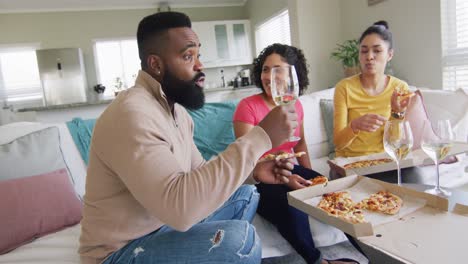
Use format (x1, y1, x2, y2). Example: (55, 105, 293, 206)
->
(343, 158, 393, 170)
(309, 175, 328, 186)
(259, 151, 306, 162)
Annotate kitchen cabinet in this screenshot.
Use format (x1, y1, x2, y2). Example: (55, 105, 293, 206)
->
(192, 20, 252, 68)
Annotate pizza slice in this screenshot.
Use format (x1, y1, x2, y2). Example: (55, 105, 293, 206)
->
(308, 175, 328, 186)
(259, 151, 307, 162)
(317, 191, 367, 224)
(357, 190, 403, 215)
(395, 86, 415, 100)
(342, 158, 393, 170)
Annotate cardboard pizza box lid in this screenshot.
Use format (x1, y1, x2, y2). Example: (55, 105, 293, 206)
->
(287, 175, 449, 238)
(358, 206, 468, 264)
(453, 202, 468, 215)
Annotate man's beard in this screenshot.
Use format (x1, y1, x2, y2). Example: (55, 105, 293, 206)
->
(161, 71, 205, 110)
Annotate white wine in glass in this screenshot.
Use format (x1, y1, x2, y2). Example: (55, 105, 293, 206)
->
(421, 119, 453, 197)
(383, 120, 413, 186)
(270, 65, 300, 141)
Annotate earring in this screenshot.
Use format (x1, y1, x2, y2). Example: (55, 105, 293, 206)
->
(157, 70, 161, 75)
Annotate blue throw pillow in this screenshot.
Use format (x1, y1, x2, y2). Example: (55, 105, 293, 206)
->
(66, 101, 240, 163)
(188, 100, 239, 160)
(319, 99, 335, 159)
(66, 118, 97, 165)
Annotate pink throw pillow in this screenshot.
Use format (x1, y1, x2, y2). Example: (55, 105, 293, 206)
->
(405, 90, 457, 164)
(0, 168, 82, 254)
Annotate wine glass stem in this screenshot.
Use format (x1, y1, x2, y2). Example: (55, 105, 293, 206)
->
(396, 160, 401, 186)
(435, 159, 441, 191)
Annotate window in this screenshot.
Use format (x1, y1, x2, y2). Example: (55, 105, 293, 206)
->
(94, 39, 140, 97)
(442, 0, 468, 90)
(0, 44, 42, 105)
(255, 10, 291, 56)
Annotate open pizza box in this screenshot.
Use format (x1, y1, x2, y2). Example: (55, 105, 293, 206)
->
(287, 175, 450, 238)
(328, 141, 468, 177)
(288, 175, 468, 263)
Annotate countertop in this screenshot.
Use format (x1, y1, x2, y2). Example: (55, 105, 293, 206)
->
(17, 98, 113, 112)
(17, 85, 259, 112)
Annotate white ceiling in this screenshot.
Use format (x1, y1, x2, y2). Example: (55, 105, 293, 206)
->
(0, 0, 248, 14)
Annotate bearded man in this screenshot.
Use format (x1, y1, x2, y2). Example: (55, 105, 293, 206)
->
(78, 11, 298, 264)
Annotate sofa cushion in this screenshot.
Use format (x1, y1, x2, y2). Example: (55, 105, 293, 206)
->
(66, 118, 96, 165)
(299, 88, 335, 159)
(0, 122, 88, 199)
(319, 99, 336, 159)
(188, 101, 238, 160)
(419, 88, 468, 142)
(406, 90, 457, 164)
(0, 127, 69, 182)
(0, 168, 82, 254)
(405, 90, 436, 149)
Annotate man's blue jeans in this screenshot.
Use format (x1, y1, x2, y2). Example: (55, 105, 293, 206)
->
(103, 185, 261, 264)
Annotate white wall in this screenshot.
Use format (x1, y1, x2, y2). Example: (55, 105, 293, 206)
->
(340, 0, 443, 89)
(289, 0, 343, 92)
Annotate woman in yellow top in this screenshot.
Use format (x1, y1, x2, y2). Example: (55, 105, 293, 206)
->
(334, 21, 410, 157)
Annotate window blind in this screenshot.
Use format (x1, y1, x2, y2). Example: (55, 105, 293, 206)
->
(0, 44, 42, 104)
(442, 0, 468, 90)
(255, 10, 291, 56)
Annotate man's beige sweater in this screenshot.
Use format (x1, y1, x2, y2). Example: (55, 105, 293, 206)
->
(78, 70, 271, 263)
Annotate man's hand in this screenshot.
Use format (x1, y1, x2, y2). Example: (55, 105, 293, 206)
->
(350, 114, 387, 133)
(286, 174, 311, 190)
(253, 158, 294, 184)
(258, 104, 298, 147)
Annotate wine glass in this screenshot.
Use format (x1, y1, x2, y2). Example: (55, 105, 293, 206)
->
(383, 120, 414, 186)
(270, 65, 300, 142)
(421, 119, 454, 197)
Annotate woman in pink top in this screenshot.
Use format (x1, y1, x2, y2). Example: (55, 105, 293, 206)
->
(233, 44, 312, 188)
(234, 44, 359, 264)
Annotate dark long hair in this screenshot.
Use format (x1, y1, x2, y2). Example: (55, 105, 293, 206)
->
(359, 20, 393, 49)
(252, 43, 309, 96)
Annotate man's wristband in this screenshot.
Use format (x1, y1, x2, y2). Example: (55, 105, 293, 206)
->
(391, 110, 405, 120)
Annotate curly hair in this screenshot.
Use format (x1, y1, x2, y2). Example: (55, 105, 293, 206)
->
(252, 43, 309, 95)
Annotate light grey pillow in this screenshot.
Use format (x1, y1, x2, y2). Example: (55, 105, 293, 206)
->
(0, 127, 68, 181)
(319, 99, 335, 159)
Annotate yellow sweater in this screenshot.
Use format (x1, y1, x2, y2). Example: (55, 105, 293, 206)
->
(333, 74, 408, 157)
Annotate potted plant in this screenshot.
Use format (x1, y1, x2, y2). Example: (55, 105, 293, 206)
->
(330, 39, 360, 77)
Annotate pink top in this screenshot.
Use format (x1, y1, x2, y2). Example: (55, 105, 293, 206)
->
(233, 93, 304, 157)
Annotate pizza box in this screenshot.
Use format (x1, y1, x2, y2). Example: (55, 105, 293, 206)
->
(287, 175, 449, 238)
(356, 200, 468, 264)
(328, 141, 468, 177)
